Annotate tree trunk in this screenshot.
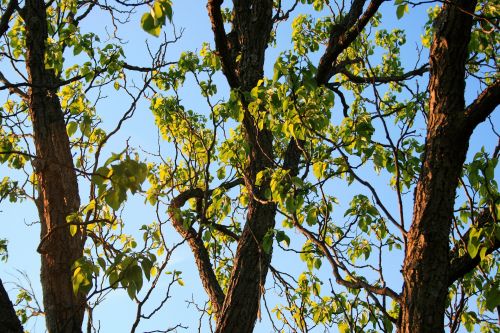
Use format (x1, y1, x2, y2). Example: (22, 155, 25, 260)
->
(25, 0, 86, 332)
(212, 1, 276, 332)
(399, 1, 477, 332)
(0, 279, 23, 333)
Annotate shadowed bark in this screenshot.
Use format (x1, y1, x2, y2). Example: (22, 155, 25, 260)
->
(178, 1, 499, 332)
(399, 1, 499, 332)
(0, 279, 23, 333)
(208, 2, 277, 332)
(25, 0, 86, 331)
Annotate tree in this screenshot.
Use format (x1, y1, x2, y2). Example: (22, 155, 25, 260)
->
(1, 0, 498, 332)
(0, 0, 87, 330)
(400, 1, 499, 332)
(0, 278, 23, 332)
(145, 0, 498, 332)
(0, 0, 172, 332)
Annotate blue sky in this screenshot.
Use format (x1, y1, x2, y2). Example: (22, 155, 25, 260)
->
(1, 1, 498, 332)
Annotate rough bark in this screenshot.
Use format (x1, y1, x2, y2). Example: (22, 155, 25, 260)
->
(204, 1, 386, 331)
(25, 0, 86, 332)
(0, 278, 23, 333)
(213, 2, 276, 333)
(0, 0, 18, 37)
(399, 1, 482, 332)
(169, 189, 225, 314)
(316, 0, 384, 85)
(200, 1, 498, 332)
(0, 2, 24, 332)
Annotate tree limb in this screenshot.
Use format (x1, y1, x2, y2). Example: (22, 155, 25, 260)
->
(0, 0, 18, 36)
(326, 83, 350, 117)
(169, 189, 225, 314)
(448, 210, 500, 286)
(167, 178, 243, 314)
(338, 64, 429, 84)
(0, 71, 27, 99)
(316, 0, 384, 85)
(206, 0, 239, 88)
(464, 80, 500, 130)
(0, 278, 23, 333)
(294, 220, 401, 302)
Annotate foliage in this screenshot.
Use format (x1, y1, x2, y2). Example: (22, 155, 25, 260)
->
(0, 0, 498, 332)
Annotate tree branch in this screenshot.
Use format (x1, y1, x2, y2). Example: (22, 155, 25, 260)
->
(0, 278, 23, 333)
(448, 210, 500, 286)
(169, 189, 225, 314)
(282, 0, 387, 206)
(121, 61, 176, 73)
(206, 0, 239, 88)
(294, 220, 401, 302)
(326, 83, 350, 117)
(167, 178, 243, 314)
(0, 0, 18, 36)
(464, 80, 500, 130)
(0, 71, 28, 99)
(338, 64, 429, 84)
(316, 0, 384, 85)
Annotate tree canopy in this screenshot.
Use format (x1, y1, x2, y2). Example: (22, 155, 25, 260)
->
(0, 0, 499, 332)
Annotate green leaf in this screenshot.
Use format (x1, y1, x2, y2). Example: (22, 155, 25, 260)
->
(262, 230, 274, 254)
(338, 322, 350, 333)
(108, 271, 117, 287)
(383, 316, 394, 333)
(485, 285, 500, 311)
(103, 151, 124, 167)
(396, 4, 408, 19)
(141, 258, 153, 281)
(105, 188, 126, 211)
(152, 1, 163, 19)
(313, 258, 322, 269)
(141, 12, 154, 31)
(82, 200, 96, 215)
(312, 161, 326, 179)
(126, 283, 137, 300)
(67, 121, 78, 136)
(73, 45, 82, 56)
(0, 239, 8, 263)
(484, 164, 494, 181)
(72, 268, 84, 295)
(97, 257, 106, 270)
(273, 63, 282, 82)
(69, 224, 78, 237)
(129, 264, 143, 292)
(306, 209, 317, 226)
(275, 230, 290, 247)
(162, 1, 173, 21)
(479, 246, 488, 260)
(92, 166, 109, 189)
(216, 166, 226, 180)
(467, 228, 481, 258)
(71, 262, 92, 296)
(141, 13, 161, 37)
(312, 281, 321, 296)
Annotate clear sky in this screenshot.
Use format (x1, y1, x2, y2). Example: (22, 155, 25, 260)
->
(0, 1, 498, 333)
